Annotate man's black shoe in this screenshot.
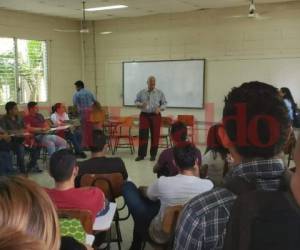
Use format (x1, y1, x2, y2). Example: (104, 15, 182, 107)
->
(135, 156, 144, 161)
(150, 156, 156, 161)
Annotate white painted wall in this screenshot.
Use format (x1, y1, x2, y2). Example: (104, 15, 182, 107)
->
(2, 1, 300, 123)
(0, 9, 82, 112)
(85, 1, 300, 122)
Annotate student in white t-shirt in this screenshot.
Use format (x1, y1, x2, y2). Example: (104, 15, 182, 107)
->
(51, 104, 70, 126)
(51, 103, 86, 159)
(122, 143, 214, 250)
(202, 124, 230, 186)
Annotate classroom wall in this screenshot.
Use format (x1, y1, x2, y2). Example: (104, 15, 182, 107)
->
(0, 9, 82, 112)
(85, 1, 300, 122)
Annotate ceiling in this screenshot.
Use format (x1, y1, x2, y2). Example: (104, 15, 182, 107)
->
(0, 0, 296, 20)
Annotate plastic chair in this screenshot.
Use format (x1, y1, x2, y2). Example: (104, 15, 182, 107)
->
(113, 116, 135, 155)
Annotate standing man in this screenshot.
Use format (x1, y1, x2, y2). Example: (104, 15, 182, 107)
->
(135, 76, 167, 161)
(73, 80, 96, 147)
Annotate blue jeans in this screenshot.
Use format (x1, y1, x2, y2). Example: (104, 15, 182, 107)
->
(122, 182, 160, 249)
(0, 151, 13, 175)
(36, 134, 68, 156)
(11, 142, 25, 173)
(65, 130, 82, 154)
(27, 145, 41, 171)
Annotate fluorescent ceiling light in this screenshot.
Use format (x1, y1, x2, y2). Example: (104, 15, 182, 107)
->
(100, 31, 112, 35)
(86, 5, 128, 12)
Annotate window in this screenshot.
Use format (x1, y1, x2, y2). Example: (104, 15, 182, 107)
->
(0, 37, 48, 105)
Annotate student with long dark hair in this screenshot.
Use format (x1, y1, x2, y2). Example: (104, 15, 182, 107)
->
(280, 87, 297, 122)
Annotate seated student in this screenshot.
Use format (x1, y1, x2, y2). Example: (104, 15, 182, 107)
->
(46, 149, 105, 223)
(280, 87, 297, 122)
(0, 228, 47, 250)
(123, 143, 214, 250)
(75, 130, 128, 186)
(24, 102, 68, 157)
(1, 101, 40, 173)
(51, 103, 86, 159)
(202, 123, 230, 186)
(0, 175, 90, 250)
(174, 81, 290, 250)
(0, 127, 13, 175)
(0, 176, 60, 250)
(1, 101, 26, 173)
(153, 121, 202, 177)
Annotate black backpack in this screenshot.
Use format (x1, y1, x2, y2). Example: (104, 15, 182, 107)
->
(223, 173, 300, 250)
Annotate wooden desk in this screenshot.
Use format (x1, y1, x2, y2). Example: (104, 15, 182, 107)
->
(48, 124, 72, 132)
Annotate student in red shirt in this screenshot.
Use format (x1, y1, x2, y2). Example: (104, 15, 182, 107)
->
(24, 102, 68, 169)
(45, 149, 105, 222)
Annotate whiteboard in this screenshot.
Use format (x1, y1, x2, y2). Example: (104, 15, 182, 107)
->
(123, 60, 205, 108)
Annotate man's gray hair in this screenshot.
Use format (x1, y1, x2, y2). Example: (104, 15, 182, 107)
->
(147, 76, 156, 83)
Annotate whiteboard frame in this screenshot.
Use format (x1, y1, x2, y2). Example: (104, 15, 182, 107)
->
(122, 59, 206, 109)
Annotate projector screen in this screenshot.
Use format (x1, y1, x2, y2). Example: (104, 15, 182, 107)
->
(123, 59, 205, 109)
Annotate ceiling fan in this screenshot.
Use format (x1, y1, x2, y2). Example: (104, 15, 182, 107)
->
(54, 0, 89, 33)
(227, 0, 271, 20)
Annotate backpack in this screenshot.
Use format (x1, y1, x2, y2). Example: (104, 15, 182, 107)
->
(59, 218, 86, 244)
(223, 173, 300, 250)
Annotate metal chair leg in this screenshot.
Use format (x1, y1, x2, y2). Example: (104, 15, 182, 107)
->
(113, 137, 119, 155)
(129, 137, 134, 155)
(166, 136, 169, 148)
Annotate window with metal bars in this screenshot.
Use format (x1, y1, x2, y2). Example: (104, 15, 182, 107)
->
(0, 37, 48, 105)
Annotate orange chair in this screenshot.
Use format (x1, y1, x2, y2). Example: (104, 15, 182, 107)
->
(113, 116, 135, 154)
(177, 115, 195, 143)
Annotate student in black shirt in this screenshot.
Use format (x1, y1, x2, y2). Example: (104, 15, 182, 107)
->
(1, 102, 41, 173)
(75, 130, 128, 187)
(1, 102, 26, 173)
